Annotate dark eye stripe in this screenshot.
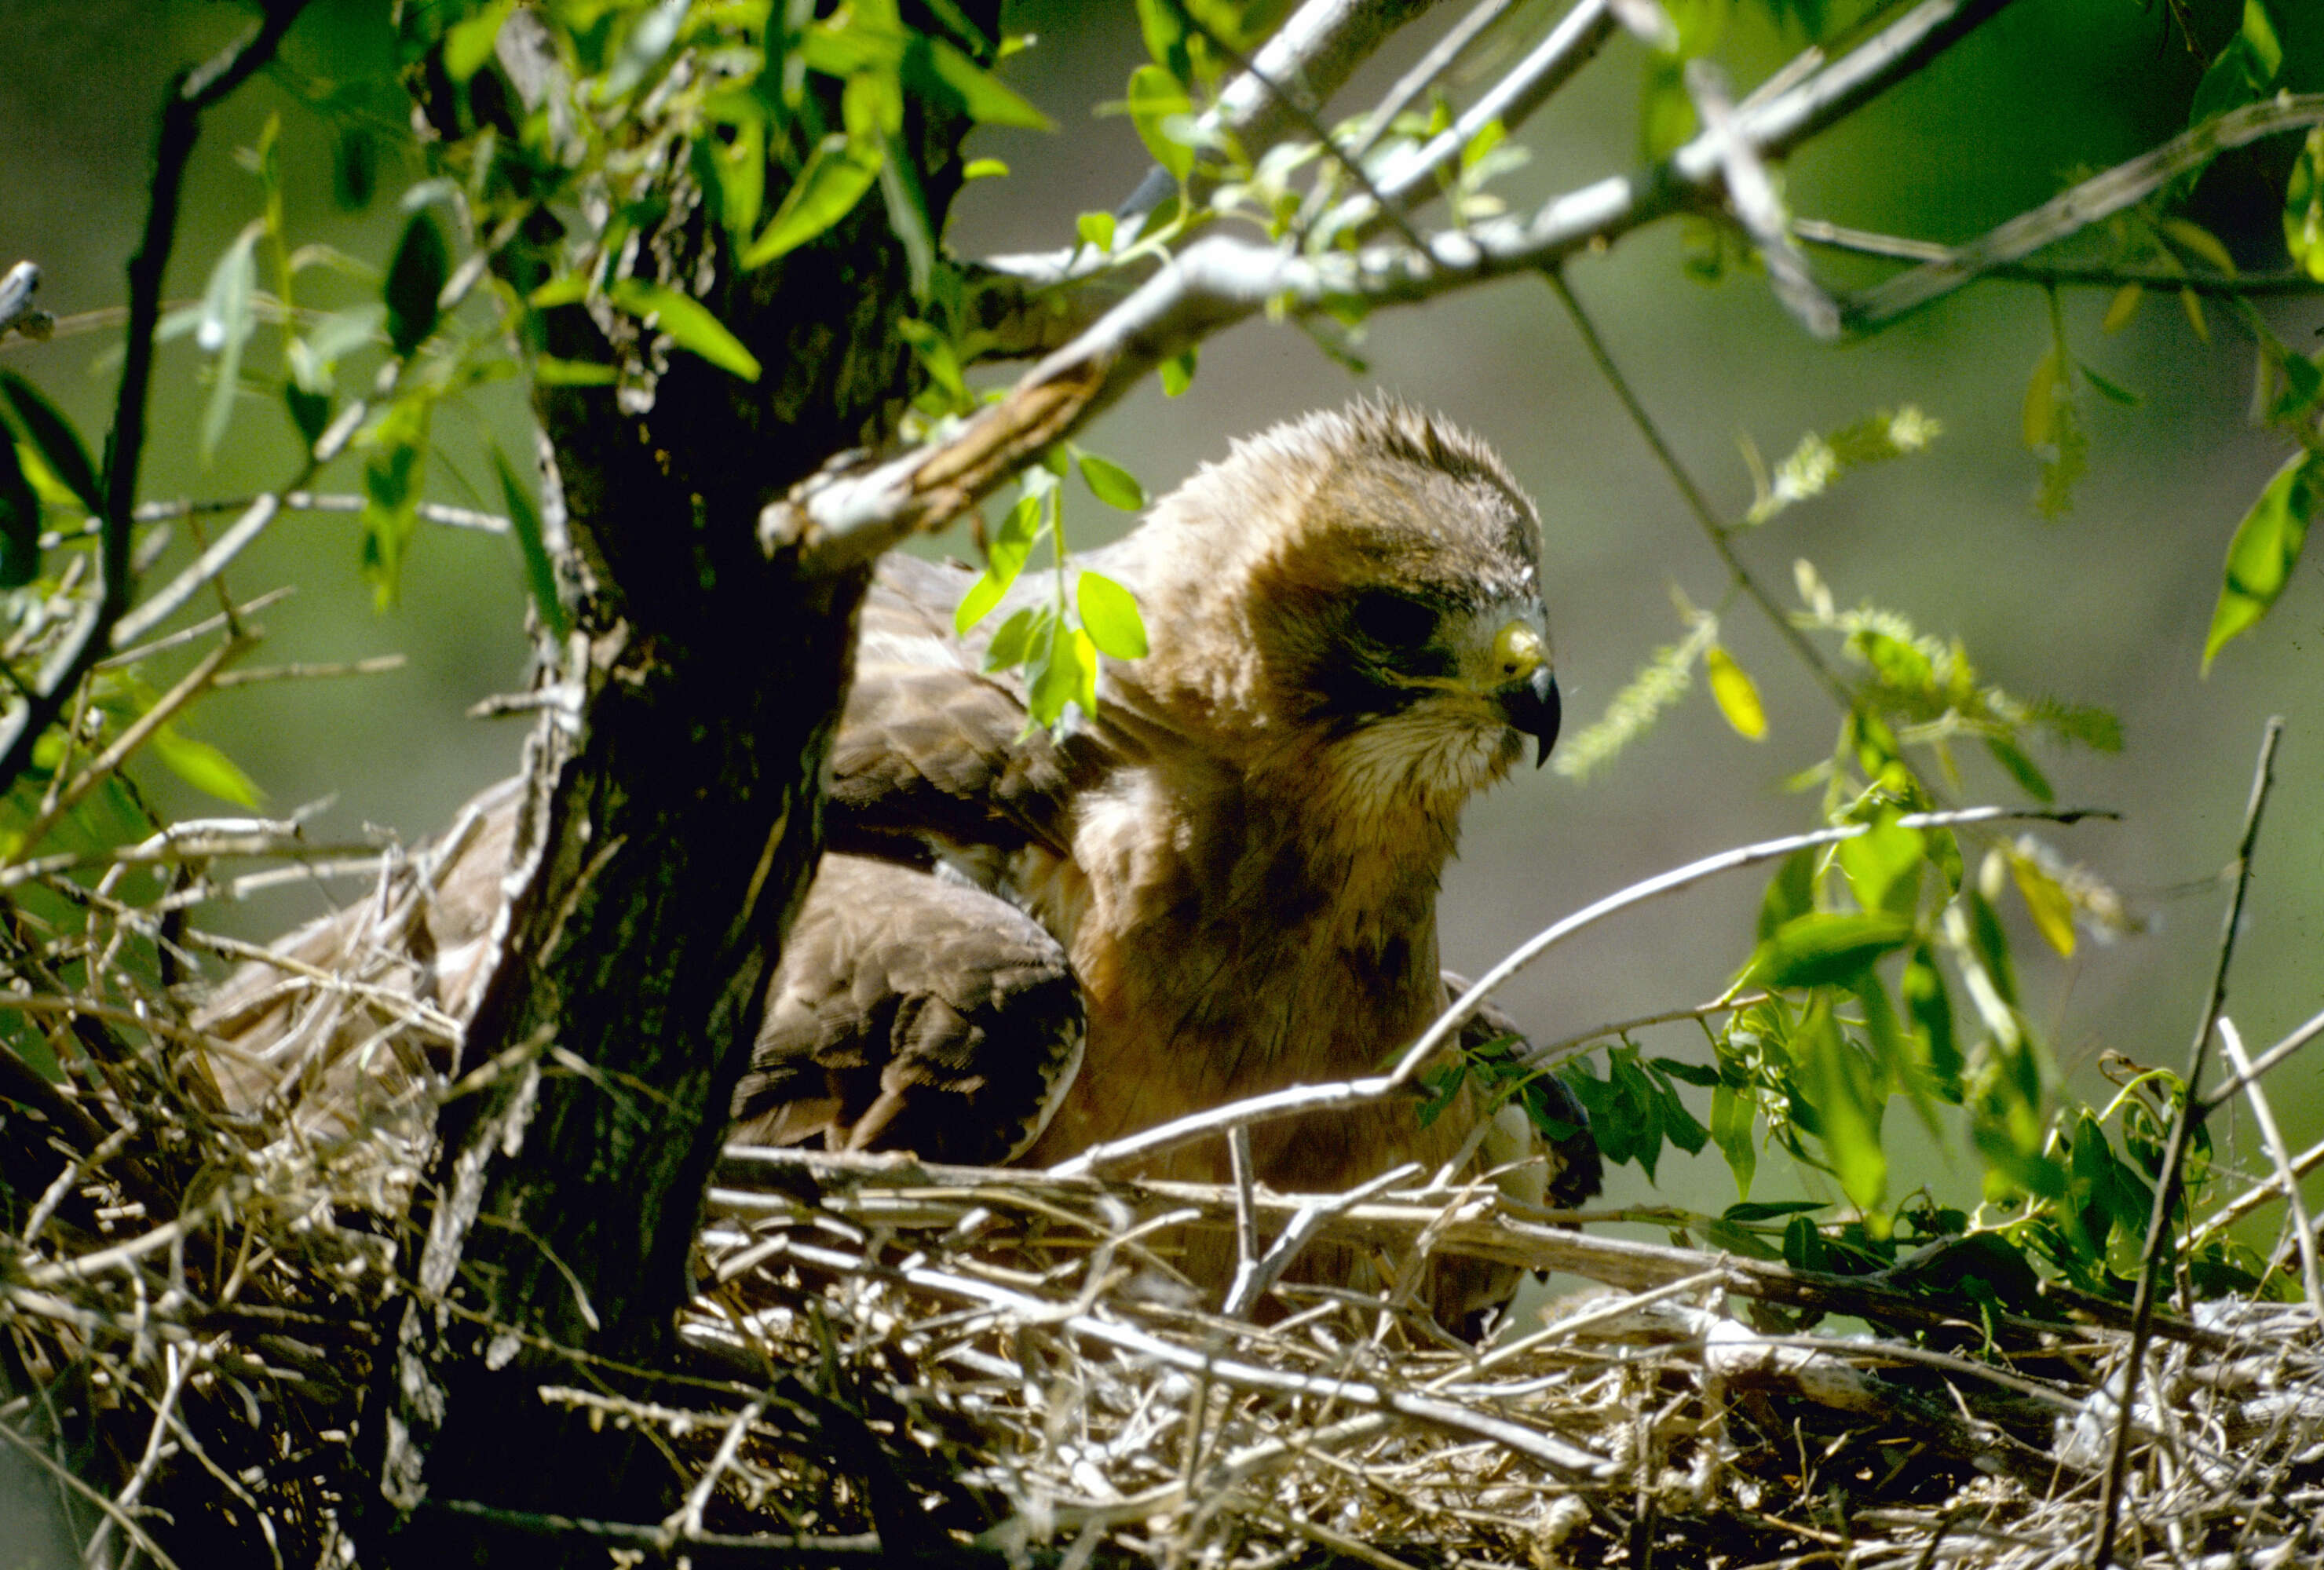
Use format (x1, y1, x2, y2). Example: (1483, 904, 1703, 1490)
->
(1350, 590, 1437, 649)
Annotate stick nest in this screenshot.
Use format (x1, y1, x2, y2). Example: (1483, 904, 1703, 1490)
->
(2, 839, 2322, 1569)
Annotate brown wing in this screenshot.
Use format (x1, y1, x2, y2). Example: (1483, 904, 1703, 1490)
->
(196, 778, 523, 1131)
(731, 853, 1084, 1166)
(827, 554, 1101, 868)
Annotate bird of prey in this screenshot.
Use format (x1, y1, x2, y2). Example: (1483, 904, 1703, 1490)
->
(733, 400, 1599, 1323)
(196, 400, 1598, 1327)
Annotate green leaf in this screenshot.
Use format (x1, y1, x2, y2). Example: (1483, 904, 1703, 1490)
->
(875, 148, 937, 302)
(1985, 736, 2054, 804)
(741, 133, 882, 269)
(605, 279, 762, 382)
(2078, 362, 2142, 408)
(1127, 64, 1194, 181)
(1029, 624, 1098, 726)
(1704, 644, 1766, 739)
(1800, 1002, 1887, 1215)
(1710, 1083, 1756, 1198)
(444, 0, 517, 82)
(1650, 1056, 1720, 1088)
(595, 0, 688, 101)
(2242, 0, 2284, 82)
(0, 372, 102, 516)
(0, 436, 40, 587)
(1076, 209, 1116, 254)
(2100, 283, 2143, 334)
(1756, 847, 1816, 944)
(1902, 945, 1961, 1093)
(1748, 911, 1916, 991)
(196, 221, 262, 461)
(1724, 1200, 1825, 1223)
(2008, 850, 2077, 959)
(533, 356, 620, 386)
(491, 444, 570, 640)
(1076, 570, 1147, 659)
(285, 382, 332, 450)
(2285, 129, 2324, 283)
(919, 37, 1052, 129)
(384, 210, 449, 357)
(1076, 451, 1145, 511)
(2021, 347, 2059, 449)
(956, 491, 1043, 633)
(981, 605, 1040, 671)
(1839, 814, 1923, 918)
(1160, 346, 1197, 397)
(2205, 449, 2319, 668)
(963, 157, 1008, 180)
(1964, 886, 2018, 1010)
(150, 725, 261, 807)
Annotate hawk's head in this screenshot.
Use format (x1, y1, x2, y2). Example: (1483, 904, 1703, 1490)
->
(1118, 400, 1558, 817)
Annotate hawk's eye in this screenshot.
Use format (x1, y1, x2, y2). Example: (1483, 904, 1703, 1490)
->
(1350, 591, 1437, 651)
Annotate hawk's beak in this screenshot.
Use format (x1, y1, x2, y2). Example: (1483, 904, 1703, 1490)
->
(1488, 621, 1559, 769)
(1503, 665, 1560, 769)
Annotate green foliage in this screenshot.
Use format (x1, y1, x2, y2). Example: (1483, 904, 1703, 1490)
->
(2205, 448, 2318, 670)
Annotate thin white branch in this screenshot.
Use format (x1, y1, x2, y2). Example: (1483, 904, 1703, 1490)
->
(1050, 805, 2102, 1179)
(774, 0, 2021, 575)
(2216, 1017, 2324, 1321)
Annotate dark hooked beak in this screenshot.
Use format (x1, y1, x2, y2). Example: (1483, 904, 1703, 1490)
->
(1500, 666, 1561, 769)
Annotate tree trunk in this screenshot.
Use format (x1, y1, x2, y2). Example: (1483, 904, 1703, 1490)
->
(357, 12, 998, 1558)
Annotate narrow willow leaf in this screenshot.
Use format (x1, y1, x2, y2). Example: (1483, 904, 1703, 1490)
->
(1800, 1002, 1887, 1215)
(491, 444, 570, 639)
(1076, 210, 1116, 253)
(963, 157, 1009, 180)
(954, 571, 1009, 633)
(444, 0, 517, 81)
(2079, 362, 2141, 407)
(2182, 287, 2209, 342)
(1077, 571, 1147, 659)
(922, 37, 1053, 129)
(1748, 911, 1916, 990)
(193, 221, 264, 460)
(1076, 451, 1145, 510)
(1127, 64, 1194, 181)
(605, 279, 762, 381)
(2286, 129, 2324, 282)
(0, 436, 39, 586)
(1159, 346, 1197, 396)
(1902, 945, 1961, 1091)
(2008, 852, 2077, 958)
(741, 133, 881, 268)
(1756, 847, 1816, 944)
(2021, 348, 2058, 449)
(151, 725, 261, 807)
(2205, 449, 2319, 668)
(1985, 736, 2054, 803)
(1839, 815, 1923, 918)
(956, 493, 1043, 632)
(384, 210, 448, 357)
(1710, 1085, 1756, 1199)
(533, 356, 619, 386)
(2101, 283, 2143, 334)
(1704, 644, 1766, 739)
(981, 605, 1040, 671)
(0, 372, 100, 515)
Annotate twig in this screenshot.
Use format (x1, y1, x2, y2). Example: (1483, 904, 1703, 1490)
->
(772, 0, 2021, 575)
(1518, 992, 1770, 1068)
(1049, 805, 2103, 1179)
(2189, 1130, 2324, 1246)
(0, 1412, 184, 1570)
(1544, 267, 1854, 711)
(1840, 94, 2324, 330)
(2092, 716, 2282, 1570)
(79, 1338, 194, 1570)
(2198, 999, 2324, 1113)
(0, 3, 309, 796)
(5, 633, 252, 861)
(2214, 1017, 2324, 1321)
(211, 653, 407, 688)
(1686, 58, 1839, 339)
(1343, 0, 1519, 167)
(127, 491, 510, 534)
(1797, 218, 2324, 297)
(1222, 1163, 1420, 1319)
(418, 1500, 978, 1567)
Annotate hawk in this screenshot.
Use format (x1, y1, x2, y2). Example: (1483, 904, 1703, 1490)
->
(733, 400, 1599, 1322)
(197, 400, 1599, 1327)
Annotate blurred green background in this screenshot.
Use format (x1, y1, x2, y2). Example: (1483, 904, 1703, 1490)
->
(3, 0, 2319, 1232)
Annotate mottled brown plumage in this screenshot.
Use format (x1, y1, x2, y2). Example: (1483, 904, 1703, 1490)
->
(735, 400, 1595, 1325)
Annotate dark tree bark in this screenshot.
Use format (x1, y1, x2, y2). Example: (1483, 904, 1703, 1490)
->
(356, 10, 1002, 1561)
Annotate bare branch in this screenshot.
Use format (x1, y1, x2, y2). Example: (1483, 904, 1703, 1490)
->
(0, 3, 310, 794)
(2093, 715, 2283, 1570)
(1045, 805, 2107, 1181)
(771, 0, 2020, 575)
(1840, 93, 2324, 330)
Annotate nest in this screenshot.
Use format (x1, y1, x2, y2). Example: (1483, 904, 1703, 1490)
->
(4, 831, 2323, 1569)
